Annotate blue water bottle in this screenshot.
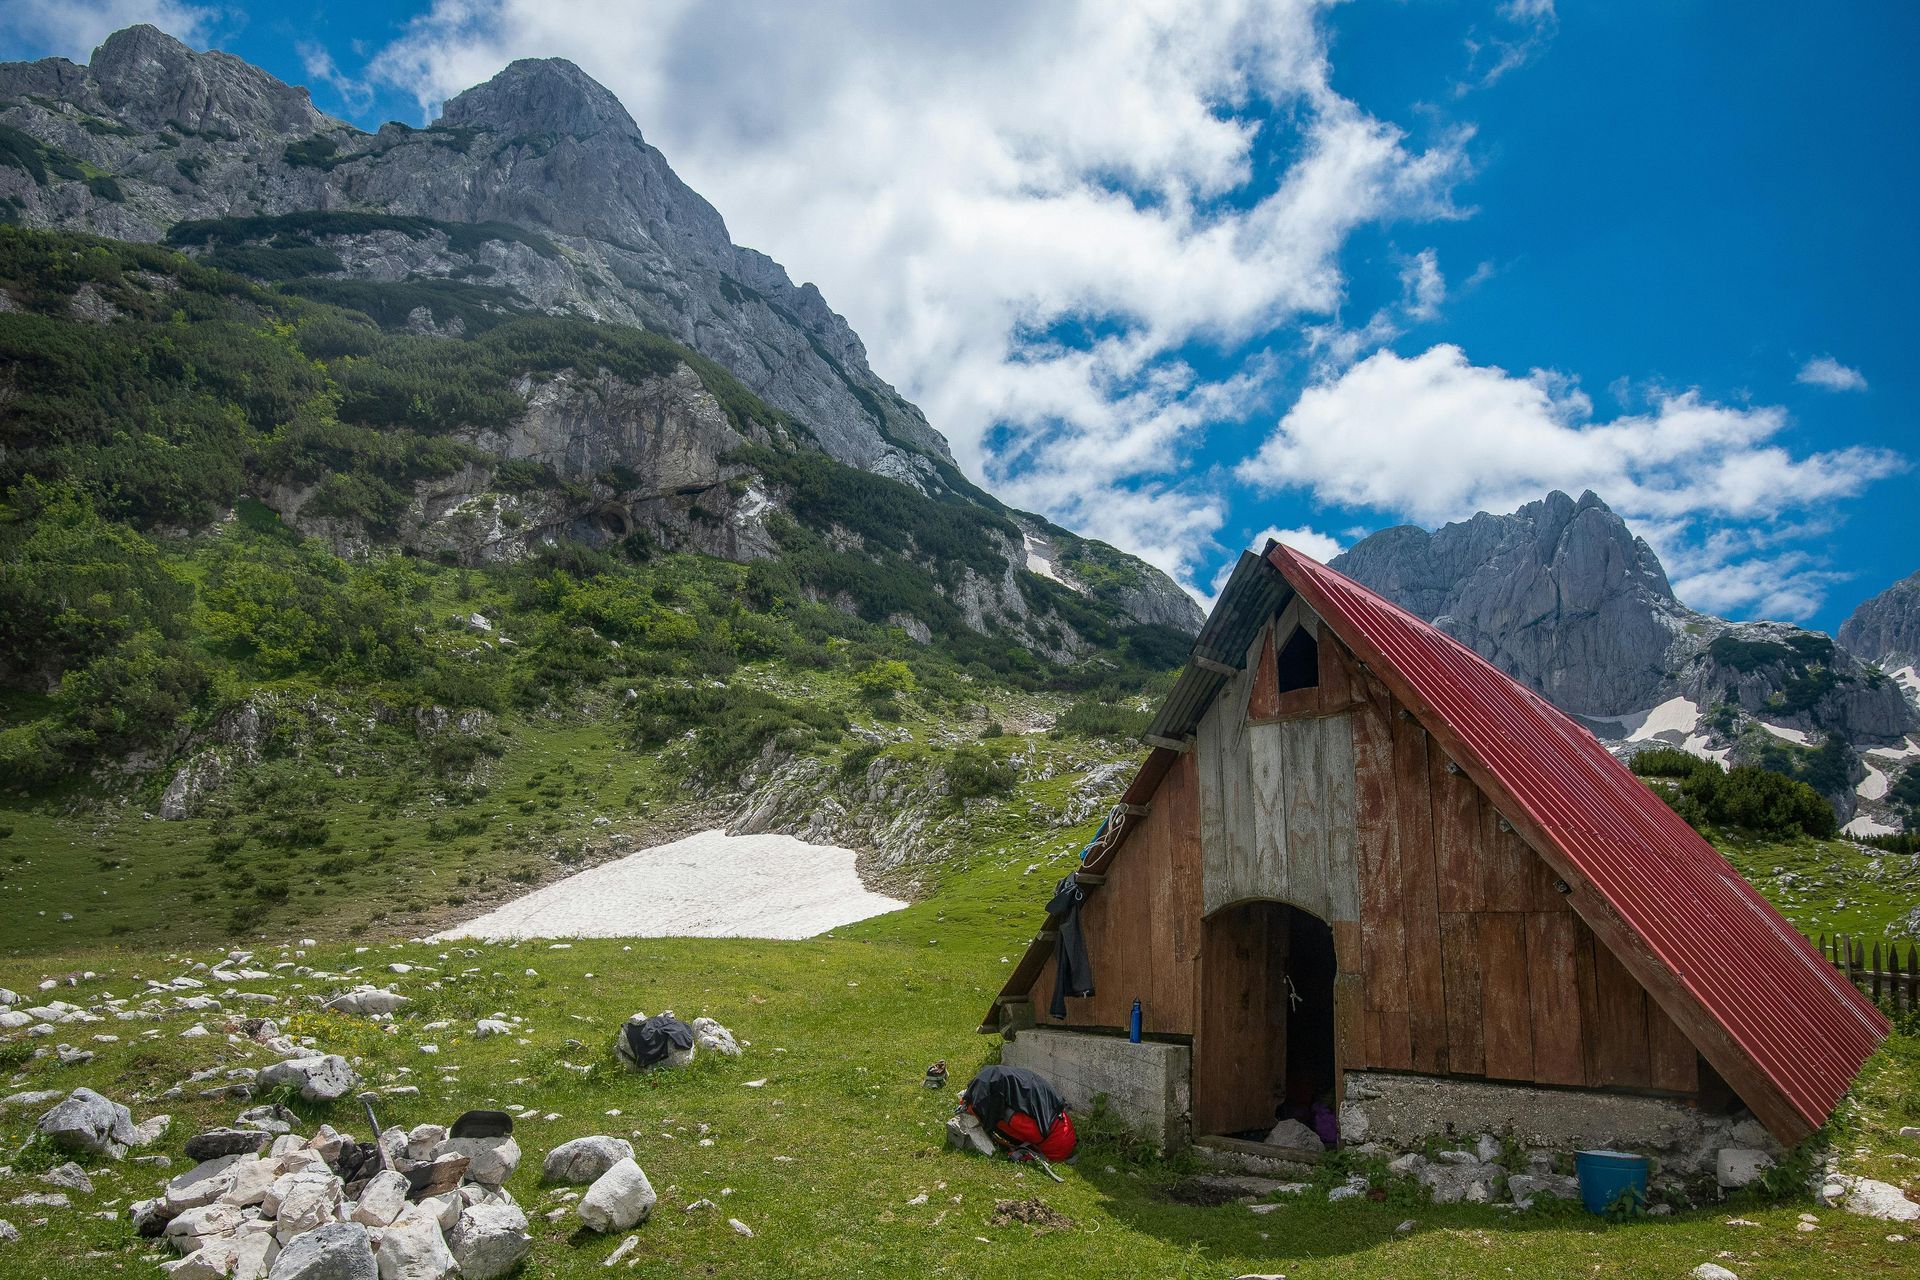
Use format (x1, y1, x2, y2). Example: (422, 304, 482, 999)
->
(1129, 999, 1143, 1043)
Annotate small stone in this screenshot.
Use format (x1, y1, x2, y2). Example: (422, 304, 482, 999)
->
(1691, 1265, 1740, 1280)
(42, 1162, 93, 1194)
(729, 1218, 753, 1237)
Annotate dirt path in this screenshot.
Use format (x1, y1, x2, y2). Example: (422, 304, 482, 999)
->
(430, 829, 907, 941)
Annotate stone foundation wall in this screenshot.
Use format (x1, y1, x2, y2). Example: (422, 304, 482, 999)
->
(1001, 1028, 1191, 1151)
(1340, 1071, 1778, 1176)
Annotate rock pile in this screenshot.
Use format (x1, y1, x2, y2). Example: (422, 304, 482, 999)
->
(130, 1113, 531, 1280)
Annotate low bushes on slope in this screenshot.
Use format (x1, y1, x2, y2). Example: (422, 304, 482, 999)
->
(1631, 746, 1837, 839)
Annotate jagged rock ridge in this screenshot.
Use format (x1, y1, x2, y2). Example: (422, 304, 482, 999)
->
(1841, 570, 1920, 679)
(1331, 491, 1918, 828)
(0, 26, 1204, 641)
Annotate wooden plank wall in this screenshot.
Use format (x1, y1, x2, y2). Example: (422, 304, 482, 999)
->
(1023, 749, 1205, 1035)
(1202, 614, 1362, 921)
(1344, 649, 1699, 1095)
(1024, 606, 1702, 1103)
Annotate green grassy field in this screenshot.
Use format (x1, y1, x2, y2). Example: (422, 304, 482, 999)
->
(0, 832, 1916, 1279)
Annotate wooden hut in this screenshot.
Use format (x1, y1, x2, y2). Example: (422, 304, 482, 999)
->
(982, 545, 1886, 1151)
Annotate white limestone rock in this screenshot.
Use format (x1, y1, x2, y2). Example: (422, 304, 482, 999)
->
(374, 1208, 458, 1280)
(263, 1220, 376, 1280)
(351, 1171, 411, 1228)
(691, 1016, 741, 1057)
(1715, 1148, 1775, 1190)
(447, 1202, 533, 1279)
(434, 1135, 519, 1187)
(35, 1087, 136, 1158)
(541, 1135, 633, 1185)
(257, 1055, 359, 1103)
(577, 1157, 655, 1232)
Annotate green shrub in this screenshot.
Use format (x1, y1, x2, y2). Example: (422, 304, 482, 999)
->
(946, 743, 1017, 800)
(1055, 696, 1150, 740)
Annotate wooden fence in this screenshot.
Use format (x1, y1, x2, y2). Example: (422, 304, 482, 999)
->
(1813, 934, 1920, 1013)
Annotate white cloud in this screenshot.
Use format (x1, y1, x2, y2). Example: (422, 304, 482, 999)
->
(1238, 344, 1906, 618)
(359, 0, 1470, 592)
(298, 41, 372, 114)
(1253, 525, 1345, 563)
(0, 0, 213, 60)
(1462, 0, 1559, 94)
(1399, 248, 1445, 322)
(1796, 355, 1868, 393)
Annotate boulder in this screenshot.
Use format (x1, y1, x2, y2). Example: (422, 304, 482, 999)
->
(164, 1202, 243, 1254)
(264, 1221, 376, 1280)
(36, 1087, 136, 1158)
(130, 1196, 174, 1235)
(578, 1157, 656, 1232)
(1715, 1148, 1775, 1190)
(221, 1158, 279, 1208)
(1261, 1118, 1323, 1153)
(188, 1128, 274, 1161)
(172, 1225, 278, 1280)
(351, 1171, 411, 1227)
(405, 1125, 448, 1162)
(165, 1154, 248, 1211)
(1840, 1177, 1920, 1222)
(1691, 1266, 1740, 1280)
(473, 1019, 511, 1038)
(269, 1171, 344, 1243)
(325, 988, 409, 1016)
(447, 1202, 532, 1280)
(257, 1055, 359, 1102)
(434, 1135, 520, 1187)
(691, 1016, 741, 1057)
(239, 1104, 299, 1134)
(375, 1208, 458, 1280)
(541, 1135, 633, 1185)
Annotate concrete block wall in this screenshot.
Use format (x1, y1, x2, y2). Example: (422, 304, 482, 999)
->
(1002, 1028, 1191, 1151)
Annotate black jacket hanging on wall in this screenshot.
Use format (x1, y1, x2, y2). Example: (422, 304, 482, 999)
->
(1047, 871, 1094, 1017)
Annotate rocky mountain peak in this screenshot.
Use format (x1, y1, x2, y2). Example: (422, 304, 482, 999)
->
(438, 57, 643, 141)
(1840, 569, 1920, 674)
(1332, 488, 1685, 714)
(85, 24, 329, 138)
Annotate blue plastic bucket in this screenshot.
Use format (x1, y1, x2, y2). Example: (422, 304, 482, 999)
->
(1574, 1149, 1649, 1214)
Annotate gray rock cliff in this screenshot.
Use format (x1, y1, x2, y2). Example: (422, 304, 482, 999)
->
(1840, 570, 1920, 675)
(0, 26, 1204, 641)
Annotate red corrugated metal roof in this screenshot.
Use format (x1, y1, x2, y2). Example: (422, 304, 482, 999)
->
(1270, 544, 1888, 1139)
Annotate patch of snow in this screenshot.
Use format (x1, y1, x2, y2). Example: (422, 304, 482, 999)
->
(1866, 736, 1920, 762)
(1022, 533, 1064, 584)
(1596, 696, 1700, 742)
(1844, 814, 1899, 838)
(1759, 722, 1811, 745)
(1890, 665, 1918, 693)
(433, 830, 906, 941)
(1858, 763, 1889, 802)
(1680, 734, 1732, 766)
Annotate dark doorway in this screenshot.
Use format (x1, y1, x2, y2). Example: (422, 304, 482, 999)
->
(1195, 900, 1340, 1139)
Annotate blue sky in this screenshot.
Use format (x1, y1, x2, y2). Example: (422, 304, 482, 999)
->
(3, 2, 1914, 634)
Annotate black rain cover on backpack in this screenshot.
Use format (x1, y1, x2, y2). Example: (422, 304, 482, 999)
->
(962, 1065, 1066, 1137)
(624, 1014, 694, 1067)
